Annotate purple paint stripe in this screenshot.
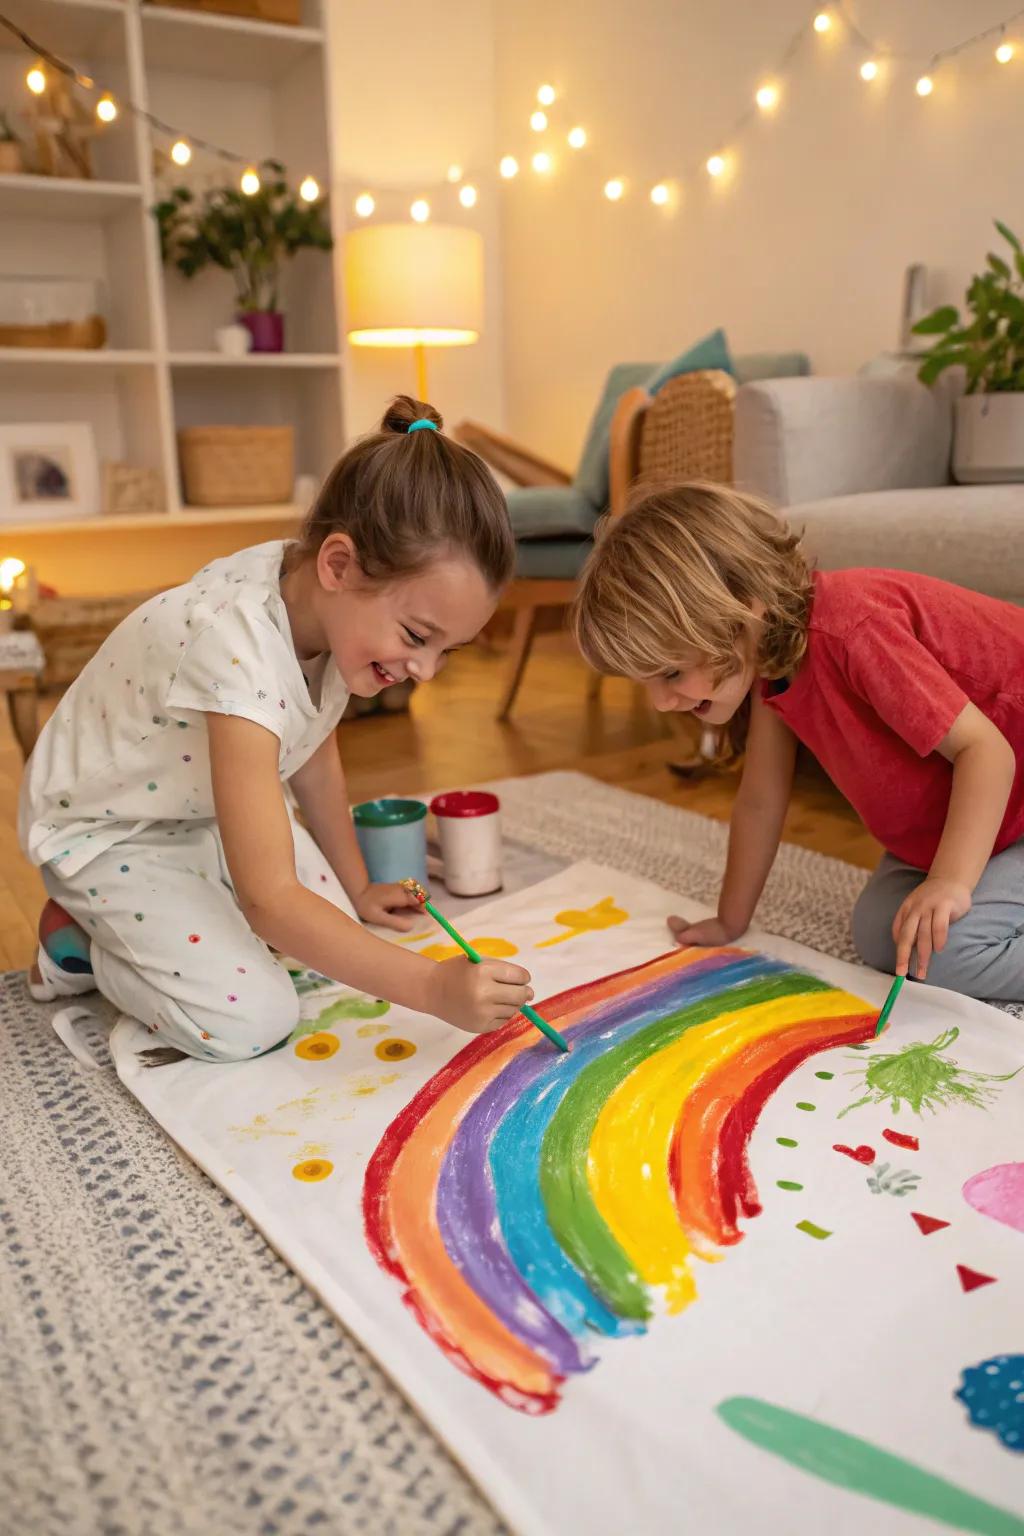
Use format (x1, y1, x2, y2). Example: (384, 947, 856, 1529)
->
(434, 950, 741, 1370)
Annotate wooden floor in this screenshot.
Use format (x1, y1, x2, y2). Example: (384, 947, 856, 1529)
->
(0, 632, 880, 972)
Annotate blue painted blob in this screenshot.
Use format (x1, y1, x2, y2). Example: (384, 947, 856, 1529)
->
(956, 1354, 1024, 1454)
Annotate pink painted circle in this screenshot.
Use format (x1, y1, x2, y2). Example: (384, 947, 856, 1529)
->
(962, 1162, 1024, 1234)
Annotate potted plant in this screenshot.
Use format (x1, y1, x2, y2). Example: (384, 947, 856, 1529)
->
(0, 111, 24, 174)
(913, 219, 1024, 483)
(154, 163, 332, 352)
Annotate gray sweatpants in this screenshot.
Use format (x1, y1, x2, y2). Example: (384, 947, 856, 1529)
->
(852, 838, 1024, 1002)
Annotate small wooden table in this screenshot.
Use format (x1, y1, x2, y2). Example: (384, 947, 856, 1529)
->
(0, 629, 45, 760)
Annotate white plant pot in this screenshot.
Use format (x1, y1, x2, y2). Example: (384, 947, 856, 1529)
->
(953, 393, 1024, 484)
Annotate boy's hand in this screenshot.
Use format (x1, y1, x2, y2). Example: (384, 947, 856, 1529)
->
(354, 881, 424, 931)
(668, 915, 742, 948)
(892, 876, 972, 980)
(428, 955, 534, 1035)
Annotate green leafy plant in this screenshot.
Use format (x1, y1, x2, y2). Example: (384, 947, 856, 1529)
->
(153, 162, 333, 313)
(913, 220, 1024, 392)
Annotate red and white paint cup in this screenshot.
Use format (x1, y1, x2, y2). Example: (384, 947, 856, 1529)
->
(430, 790, 502, 897)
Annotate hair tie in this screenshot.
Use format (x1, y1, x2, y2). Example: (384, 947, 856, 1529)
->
(407, 419, 439, 434)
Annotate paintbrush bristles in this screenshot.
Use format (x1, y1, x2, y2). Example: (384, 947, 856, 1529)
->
(399, 878, 428, 905)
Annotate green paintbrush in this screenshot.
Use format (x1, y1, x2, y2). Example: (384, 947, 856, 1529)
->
(874, 974, 905, 1037)
(401, 880, 570, 1052)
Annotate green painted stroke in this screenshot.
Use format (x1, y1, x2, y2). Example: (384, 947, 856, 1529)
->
(717, 1397, 1024, 1536)
(539, 972, 832, 1322)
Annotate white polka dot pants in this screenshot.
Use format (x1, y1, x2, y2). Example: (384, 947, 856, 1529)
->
(41, 810, 357, 1062)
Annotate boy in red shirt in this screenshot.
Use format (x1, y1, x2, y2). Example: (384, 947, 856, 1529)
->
(573, 482, 1024, 1000)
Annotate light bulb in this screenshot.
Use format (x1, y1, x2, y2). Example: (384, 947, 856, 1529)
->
(813, 12, 831, 33)
(170, 138, 192, 166)
(996, 42, 1014, 63)
(446, 164, 463, 183)
(604, 178, 624, 201)
(860, 60, 879, 81)
(240, 167, 261, 195)
(458, 183, 477, 208)
(537, 83, 556, 106)
(706, 154, 725, 177)
(410, 198, 430, 222)
(650, 183, 669, 206)
(567, 125, 587, 149)
(532, 150, 552, 173)
(26, 65, 46, 95)
(499, 155, 519, 179)
(916, 74, 933, 96)
(755, 84, 778, 110)
(96, 94, 117, 122)
(354, 192, 375, 217)
(299, 175, 319, 202)
(530, 110, 548, 132)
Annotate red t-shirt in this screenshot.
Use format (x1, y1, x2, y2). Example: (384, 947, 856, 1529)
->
(762, 568, 1024, 870)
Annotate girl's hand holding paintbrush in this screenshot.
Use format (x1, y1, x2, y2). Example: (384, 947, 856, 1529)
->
(430, 954, 535, 1035)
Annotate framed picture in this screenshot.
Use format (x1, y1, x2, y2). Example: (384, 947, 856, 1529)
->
(0, 422, 99, 522)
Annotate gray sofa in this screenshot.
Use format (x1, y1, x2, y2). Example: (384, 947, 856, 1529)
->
(734, 369, 1024, 605)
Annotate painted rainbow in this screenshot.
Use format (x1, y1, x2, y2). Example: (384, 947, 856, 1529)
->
(363, 946, 875, 1413)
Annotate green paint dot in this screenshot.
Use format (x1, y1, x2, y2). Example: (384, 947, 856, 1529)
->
(776, 1137, 798, 1148)
(88, 888, 97, 897)
(134, 912, 144, 922)
(59, 798, 70, 808)
(850, 1043, 870, 1051)
(147, 782, 158, 791)
(815, 1070, 834, 1080)
(796, 1101, 816, 1111)
(777, 1180, 803, 1192)
(796, 1220, 832, 1240)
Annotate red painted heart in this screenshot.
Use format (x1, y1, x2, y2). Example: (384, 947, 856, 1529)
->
(833, 1143, 876, 1165)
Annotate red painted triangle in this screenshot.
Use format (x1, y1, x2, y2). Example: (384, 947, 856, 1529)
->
(956, 1264, 997, 1293)
(911, 1212, 950, 1236)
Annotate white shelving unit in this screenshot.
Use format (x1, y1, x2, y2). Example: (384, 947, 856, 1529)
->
(0, 0, 345, 564)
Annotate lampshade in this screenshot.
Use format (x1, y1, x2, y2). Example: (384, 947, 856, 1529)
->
(344, 223, 483, 348)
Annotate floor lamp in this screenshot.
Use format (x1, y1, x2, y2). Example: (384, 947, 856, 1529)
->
(344, 223, 483, 402)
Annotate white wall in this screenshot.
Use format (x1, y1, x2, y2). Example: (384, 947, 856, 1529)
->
(492, 0, 1024, 467)
(326, 0, 505, 440)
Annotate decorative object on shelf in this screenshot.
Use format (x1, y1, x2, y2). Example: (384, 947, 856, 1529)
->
(178, 425, 294, 507)
(344, 223, 483, 398)
(913, 219, 1024, 484)
(23, 75, 103, 179)
(101, 463, 165, 516)
(214, 322, 251, 357)
(154, 166, 332, 354)
(0, 109, 23, 173)
(0, 422, 99, 523)
(0, 556, 36, 631)
(0, 275, 107, 350)
(143, 0, 302, 25)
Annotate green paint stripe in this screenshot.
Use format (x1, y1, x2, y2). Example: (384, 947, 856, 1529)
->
(796, 1101, 816, 1111)
(776, 1180, 803, 1192)
(717, 1397, 1024, 1536)
(776, 1137, 798, 1148)
(815, 1070, 834, 1080)
(796, 1220, 831, 1240)
(540, 971, 833, 1320)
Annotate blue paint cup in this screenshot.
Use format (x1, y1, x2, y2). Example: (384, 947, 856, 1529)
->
(352, 798, 428, 888)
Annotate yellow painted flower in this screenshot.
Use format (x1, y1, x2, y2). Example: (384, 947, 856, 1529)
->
(375, 1038, 417, 1062)
(295, 1032, 339, 1060)
(292, 1158, 334, 1182)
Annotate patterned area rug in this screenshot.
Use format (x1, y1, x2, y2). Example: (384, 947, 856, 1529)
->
(1, 771, 889, 1536)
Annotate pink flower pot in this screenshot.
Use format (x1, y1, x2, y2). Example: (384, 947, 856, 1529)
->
(237, 311, 285, 353)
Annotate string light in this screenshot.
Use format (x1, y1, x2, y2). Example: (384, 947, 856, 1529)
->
(446, 164, 463, 183)
(755, 83, 779, 110)
(240, 166, 260, 195)
(410, 198, 430, 222)
(996, 41, 1015, 61)
(170, 138, 192, 166)
(604, 178, 624, 200)
(916, 74, 934, 95)
(299, 175, 319, 202)
(530, 110, 548, 131)
(25, 62, 45, 93)
(859, 59, 879, 81)
(532, 150, 552, 173)
(706, 154, 725, 177)
(499, 155, 519, 178)
(537, 83, 556, 105)
(459, 183, 477, 208)
(354, 192, 375, 217)
(650, 182, 670, 205)
(95, 93, 117, 122)
(567, 125, 587, 149)
(813, 12, 831, 33)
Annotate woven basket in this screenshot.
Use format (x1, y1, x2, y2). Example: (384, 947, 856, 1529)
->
(639, 368, 738, 485)
(178, 426, 294, 507)
(145, 0, 302, 24)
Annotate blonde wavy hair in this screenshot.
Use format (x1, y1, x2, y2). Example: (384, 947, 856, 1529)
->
(572, 480, 814, 682)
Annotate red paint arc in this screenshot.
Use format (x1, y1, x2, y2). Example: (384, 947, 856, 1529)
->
(883, 1129, 920, 1151)
(956, 1263, 997, 1293)
(833, 1143, 876, 1165)
(910, 1212, 949, 1236)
